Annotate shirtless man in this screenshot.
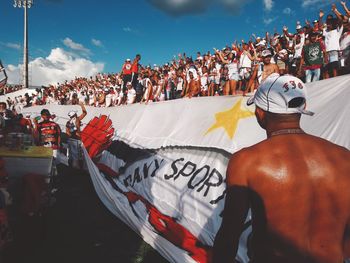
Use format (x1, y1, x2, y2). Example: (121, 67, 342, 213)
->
(66, 101, 87, 140)
(185, 70, 200, 98)
(66, 102, 87, 168)
(247, 49, 279, 94)
(213, 73, 350, 263)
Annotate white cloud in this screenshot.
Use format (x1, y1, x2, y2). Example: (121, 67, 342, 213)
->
(123, 27, 132, 32)
(263, 0, 274, 11)
(263, 17, 277, 25)
(122, 27, 142, 36)
(6, 48, 104, 86)
(218, 0, 251, 14)
(147, 0, 250, 16)
(91, 38, 103, 47)
(283, 7, 292, 15)
(63, 37, 91, 56)
(1, 42, 21, 50)
(301, 0, 330, 8)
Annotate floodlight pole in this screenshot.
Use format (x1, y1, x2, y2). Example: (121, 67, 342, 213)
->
(23, 1, 28, 89)
(14, 0, 33, 89)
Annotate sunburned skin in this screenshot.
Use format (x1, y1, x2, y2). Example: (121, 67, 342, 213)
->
(213, 106, 350, 263)
(261, 63, 279, 82)
(221, 133, 350, 263)
(186, 74, 200, 98)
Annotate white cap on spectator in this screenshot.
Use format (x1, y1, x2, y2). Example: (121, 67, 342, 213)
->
(189, 68, 197, 75)
(278, 49, 288, 56)
(262, 49, 272, 57)
(296, 25, 302, 30)
(247, 73, 314, 116)
(126, 82, 132, 86)
(256, 40, 266, 47)
(197, 56, 203, 60)
(126, 58, 131, 62)
(68, 111, 77, 118)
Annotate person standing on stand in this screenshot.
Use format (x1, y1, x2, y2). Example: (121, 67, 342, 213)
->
(131, 54, 141, 89)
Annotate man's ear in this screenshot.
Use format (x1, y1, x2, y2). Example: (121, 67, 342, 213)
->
(255, 107, 266, 128)
(255, 107, 265, 120)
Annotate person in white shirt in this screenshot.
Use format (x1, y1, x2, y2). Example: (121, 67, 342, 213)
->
(322, 7, 343, 78)
(199, 66, 209, 96)
(105, 89, 113, 107)
(291, 34, 304, 76)
(126, 82, 136, 105)
(78, 91, 87, 105)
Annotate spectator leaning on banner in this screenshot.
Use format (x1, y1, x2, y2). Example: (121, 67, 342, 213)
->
(321, 4, 344, 79)
(299, 31, 327, 83)
(248, 49, 279, 92)
(126, 82, 136, 105)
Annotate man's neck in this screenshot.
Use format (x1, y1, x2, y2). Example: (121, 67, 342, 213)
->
(265, 122, 302, 138)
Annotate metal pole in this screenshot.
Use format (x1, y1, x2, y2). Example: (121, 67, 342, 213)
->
(23, 0, 28, 89)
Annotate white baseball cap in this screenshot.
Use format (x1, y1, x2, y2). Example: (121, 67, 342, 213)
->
(247, 73, 314, 116)
(261, 49, 272, 57)
(68, 111, 77, 118)
(256, 41, 266, 47)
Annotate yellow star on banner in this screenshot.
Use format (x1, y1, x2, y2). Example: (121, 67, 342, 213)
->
(205, 98, 255, 139)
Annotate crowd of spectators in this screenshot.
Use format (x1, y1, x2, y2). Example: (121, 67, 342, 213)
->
(2, 2, 350, 111)
(0, 85, 23, 96)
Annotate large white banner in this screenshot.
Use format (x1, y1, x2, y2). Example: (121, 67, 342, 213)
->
(21, 75, 350, 263)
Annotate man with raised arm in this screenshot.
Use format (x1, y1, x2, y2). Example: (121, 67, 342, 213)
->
(213, 73, 350, 263)
(66, 102, 87, 169)
(247, 49, 279, 93)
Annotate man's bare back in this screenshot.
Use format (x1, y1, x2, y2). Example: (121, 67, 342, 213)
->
(213, 74, 350, 263)
(229, 133, 350, 263)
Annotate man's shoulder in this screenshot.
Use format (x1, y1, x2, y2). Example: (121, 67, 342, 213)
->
(311, 134, 350, 156)
(227, 145, 262, 180)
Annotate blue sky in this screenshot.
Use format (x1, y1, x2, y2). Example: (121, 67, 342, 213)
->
(0, 0, 334, 85)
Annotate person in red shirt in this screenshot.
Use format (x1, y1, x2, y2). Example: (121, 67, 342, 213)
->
(121, 59, 132, 93)
(131, 54, 141, 89)
(33, 109, 61, 155)
(18, 113, 33, 134)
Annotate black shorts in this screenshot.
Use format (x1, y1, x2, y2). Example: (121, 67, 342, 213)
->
(326, 61, 339, 71)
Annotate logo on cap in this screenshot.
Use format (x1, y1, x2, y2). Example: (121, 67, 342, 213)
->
(247, 74, 314, 116)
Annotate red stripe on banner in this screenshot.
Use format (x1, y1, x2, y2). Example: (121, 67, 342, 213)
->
(95, 163, 120, 178)
(85, 116, 213, 262)
(146, 204, 212, 263)
(98, 162, 212, 263)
